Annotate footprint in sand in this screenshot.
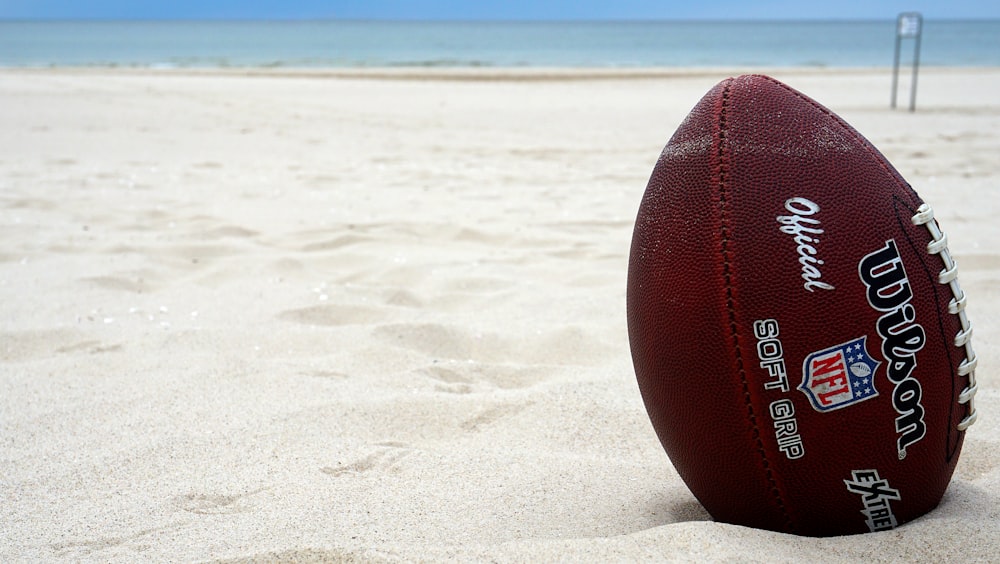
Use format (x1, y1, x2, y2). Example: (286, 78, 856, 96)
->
(300, 233, 371, 252)
(460, 402, 532, 432)
(80, 274, 152, 294)
(421, 362, 551, 394)
(171, 489, 263, 514)
(278, 304, 387, 326)
(55, 340, 123, 354)
(3, 328, 89, 362)
(321, 443, 413, 477)
(374, 322, 611, 366)
(372, 323, 507, 363)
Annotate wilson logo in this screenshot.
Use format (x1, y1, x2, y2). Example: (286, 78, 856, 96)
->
(858, 240, 927, 458)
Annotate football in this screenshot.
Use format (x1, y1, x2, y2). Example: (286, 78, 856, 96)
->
(627, 74, 978, 536)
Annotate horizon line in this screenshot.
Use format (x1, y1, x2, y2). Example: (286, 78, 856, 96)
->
(2, 16, 1000, 24)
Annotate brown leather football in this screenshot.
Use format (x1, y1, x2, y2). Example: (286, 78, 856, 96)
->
(627, 74, 978, 536)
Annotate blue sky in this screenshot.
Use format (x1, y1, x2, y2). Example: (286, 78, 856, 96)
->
(1, 0, 997, 20)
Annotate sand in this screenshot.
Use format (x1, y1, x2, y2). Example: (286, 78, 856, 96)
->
(1, 67, 997, 562)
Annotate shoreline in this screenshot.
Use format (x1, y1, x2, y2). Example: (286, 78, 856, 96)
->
(4, 65, 1000, 81)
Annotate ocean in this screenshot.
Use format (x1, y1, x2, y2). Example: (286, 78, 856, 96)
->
(0, 19, 998, 68)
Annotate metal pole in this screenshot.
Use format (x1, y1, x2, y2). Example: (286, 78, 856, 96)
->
(891, 32, 901, 109)
(909, 16, 922, 112)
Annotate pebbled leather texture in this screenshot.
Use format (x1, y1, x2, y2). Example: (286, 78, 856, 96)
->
(627, 74, 969, 536)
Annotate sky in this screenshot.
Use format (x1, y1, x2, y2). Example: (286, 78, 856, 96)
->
(0, 0, 997, 21)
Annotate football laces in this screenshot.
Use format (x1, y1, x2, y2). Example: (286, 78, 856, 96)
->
(911, 203, 978, 431)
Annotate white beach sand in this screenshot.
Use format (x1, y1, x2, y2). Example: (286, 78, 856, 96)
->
(1, 67, 998, 562)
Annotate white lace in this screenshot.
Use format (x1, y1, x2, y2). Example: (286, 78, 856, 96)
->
(911, 204, 978, 431)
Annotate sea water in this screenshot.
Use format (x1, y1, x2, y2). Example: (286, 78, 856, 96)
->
(0, 19, 998, 68)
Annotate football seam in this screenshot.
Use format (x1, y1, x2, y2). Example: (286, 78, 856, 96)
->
(716, 79, 794, 532)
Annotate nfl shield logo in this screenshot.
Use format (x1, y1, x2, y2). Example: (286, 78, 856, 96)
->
(799, 336, 881, 412)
